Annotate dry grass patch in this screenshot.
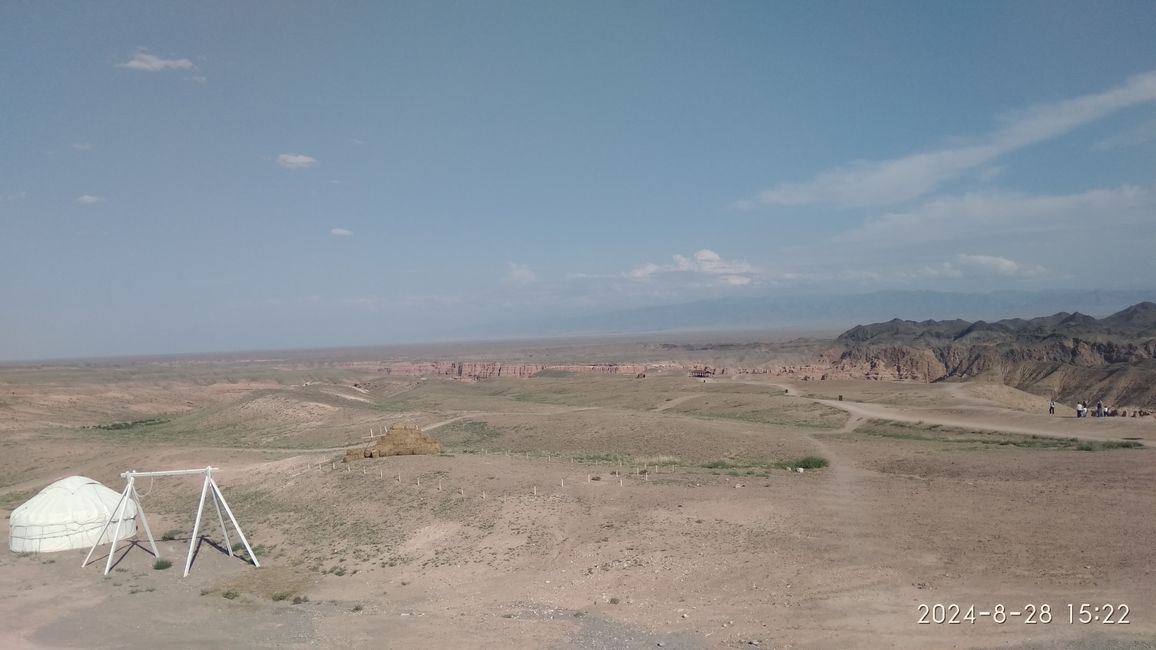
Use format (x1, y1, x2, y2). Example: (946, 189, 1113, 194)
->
(859, 419, 1143, 451)
(214, 566, 313, 601)
(667, 393, 848, 429)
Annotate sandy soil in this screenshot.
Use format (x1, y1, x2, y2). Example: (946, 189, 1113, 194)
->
(1, 358, 1153, 649)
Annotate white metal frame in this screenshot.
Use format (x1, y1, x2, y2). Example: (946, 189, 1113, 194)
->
(82, 466, 259, 577)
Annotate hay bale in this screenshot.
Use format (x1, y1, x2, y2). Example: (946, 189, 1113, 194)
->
(351, 423, 442, 460)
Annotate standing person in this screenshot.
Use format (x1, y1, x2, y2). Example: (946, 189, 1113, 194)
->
(1076, 402, 1084, 418)
(1097, 399, 1104, 418)
(1049, 399, 1055, 415)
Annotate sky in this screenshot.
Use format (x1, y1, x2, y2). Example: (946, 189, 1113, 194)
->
(2, 1, 1155, 360)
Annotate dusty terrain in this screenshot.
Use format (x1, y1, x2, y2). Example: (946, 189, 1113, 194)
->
(1, 346, 1154, 649)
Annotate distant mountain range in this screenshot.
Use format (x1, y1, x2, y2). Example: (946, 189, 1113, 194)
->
(490, 289, 1156, 337)
(832, 301, 1156, 408)
(838, 301, 1156, 345)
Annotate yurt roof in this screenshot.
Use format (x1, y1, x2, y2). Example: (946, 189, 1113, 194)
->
(10, 476, 136, 527)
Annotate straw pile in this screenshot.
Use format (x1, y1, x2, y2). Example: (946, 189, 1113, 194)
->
(345, 423, 441, 461)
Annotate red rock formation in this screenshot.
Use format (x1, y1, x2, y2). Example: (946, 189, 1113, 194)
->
(379, 362, 649, 381)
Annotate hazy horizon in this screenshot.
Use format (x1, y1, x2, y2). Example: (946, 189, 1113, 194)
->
(3, 2, 1155, 360)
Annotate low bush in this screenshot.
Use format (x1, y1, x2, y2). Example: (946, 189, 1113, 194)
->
(793, 456, 829, 470)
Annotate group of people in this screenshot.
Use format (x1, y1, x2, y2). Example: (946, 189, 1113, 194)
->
(1073, 399, 1107, 418)
(1050, 398, 1152, 418)
(1049, 398, 1117, 417)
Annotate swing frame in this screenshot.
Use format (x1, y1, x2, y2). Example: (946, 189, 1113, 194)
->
(82, 466, 259, 577)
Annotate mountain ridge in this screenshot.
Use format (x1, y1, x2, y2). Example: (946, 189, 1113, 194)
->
(832, 302, 1156, 408)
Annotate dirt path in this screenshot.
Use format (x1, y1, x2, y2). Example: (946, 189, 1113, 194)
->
(651, 394, 702, 412)
(725, 376, 1153, 444)
(814, 398, 1154, 444)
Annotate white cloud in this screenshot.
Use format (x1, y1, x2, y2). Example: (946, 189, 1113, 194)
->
(116, 50, 197, 72)
(907, 255, 1044, 281)
(717, 274, 753, 286)
(349, 138, 365, 146)
(189, 75, 208, 84)
(747, 70, 1156, 208)
(1093, 116, 1156, 151)
(835, 184, 1151, 248)
(1, 191, 27, 202)
(627, 249, 761, 286)
(975, 165, 1005, 182)
(277, 153, 317, 169)
(71, 142, 92, 151)
(75, 194, 105, 205)
(506, 262, 537, 285)
(956, 254, 1020, 275)
(330, 228, 353, 236)
(915, 263, 965, 280)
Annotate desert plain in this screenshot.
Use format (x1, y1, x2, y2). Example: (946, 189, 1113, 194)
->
(1, 336, 1154, 649)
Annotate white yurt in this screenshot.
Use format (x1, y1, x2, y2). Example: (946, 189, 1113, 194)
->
(9, 476, 137, 553)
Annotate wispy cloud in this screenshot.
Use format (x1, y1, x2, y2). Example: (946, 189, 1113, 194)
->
(277, 153, 317, 169)
(330, 227, 353, 236)
(744, 71, 1156, 208)
(116, 49, 197, 72)
(1, 191, 27, 202)
(506, 262, 537, 285)
(1093, 116, 1156, 151)
(75, 194, 105, 205)
(71, 142, 92, 152)
(834, 184, 1151, 247)
(955, 254, 1030, 275)
(628, 249, 761, 286)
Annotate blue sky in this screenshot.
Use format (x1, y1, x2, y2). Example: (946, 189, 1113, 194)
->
(2, 1, 1155, 359)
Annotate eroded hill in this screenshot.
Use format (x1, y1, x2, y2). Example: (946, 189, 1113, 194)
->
(832, 302, 1156, 407)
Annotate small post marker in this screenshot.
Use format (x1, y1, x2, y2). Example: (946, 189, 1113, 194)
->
(362, 468, 366, 475)
(533, 486, 537, 496)
(379, 469, 383, 479)
(416, 477, 421, 488)
(438, 479, 442, 491)
(459, 487, 464, 496)
(482, 490, 486, 500)
(587, 473, 591, 483)
(331, 462, 336, 471)
(346, 465, 350, 473)
(397, 474, 401, 484)
(561, 477, 565, 487)
(619, 478, 623, 487)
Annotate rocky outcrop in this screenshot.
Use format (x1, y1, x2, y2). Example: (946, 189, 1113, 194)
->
(365, 303, 1156, 407)
(832, 302, 1156, 407)
(379, 362, 650, 381)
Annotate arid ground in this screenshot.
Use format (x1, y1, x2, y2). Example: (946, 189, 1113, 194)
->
(1, 343, 1154, 649)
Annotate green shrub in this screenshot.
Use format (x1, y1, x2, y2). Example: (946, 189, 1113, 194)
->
(153, 559, 172, 570)
(793, 456, 829, 470)
(222, 590, 239, 600)
(271, 592, 292, 602)
(160, 530, 183, 541)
